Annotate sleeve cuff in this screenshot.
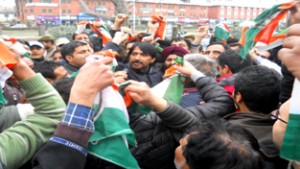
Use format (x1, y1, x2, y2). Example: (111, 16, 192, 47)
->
(62, 103, 95, 131)
(54, 123, 93, 148)
(191, 71, 205, 82)
(255, 56, 264, 64)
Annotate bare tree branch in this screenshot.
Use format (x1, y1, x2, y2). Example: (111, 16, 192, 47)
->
(77, 0, 130, 21)
(110, 0, 131, 15)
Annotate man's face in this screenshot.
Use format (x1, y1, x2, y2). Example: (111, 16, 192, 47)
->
(41, 41, 52, 50)
(164, 54, 177, 69)
(74, 33, 89, 42)
(289, 2, 300, 25)
(67, 45, 91, 67)
(129, 47, 155, 70)
(204, 44, 225, 60)
(174, 134, 190, 169)
(171, 40, 189, 51)
(30, 46, 45, 59)
(217, 64, 231, 77)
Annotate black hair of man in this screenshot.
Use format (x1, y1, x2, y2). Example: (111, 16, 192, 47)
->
(184, 118, 263, 169)
(128, 42, 158, 59)
(234, 66, 281, 114)
(217, 49, 252, 74)
(52, 77, 75, 104)
(207, 42, 230, 51)
(60, 41, 88, 63)
(33, 61, 62, 80)
(71, 32, 89, 40)
(172, 37, 192, 49)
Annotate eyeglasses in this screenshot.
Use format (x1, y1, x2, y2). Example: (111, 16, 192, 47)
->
(270, 109, 288, 124)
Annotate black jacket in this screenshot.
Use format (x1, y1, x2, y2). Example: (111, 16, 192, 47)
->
(129, 74, 235, 169)
(116, 63, 163, 87)
(223, 112, 289, 169)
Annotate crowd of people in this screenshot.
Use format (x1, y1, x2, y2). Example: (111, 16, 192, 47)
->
(0, 1, 300, 169)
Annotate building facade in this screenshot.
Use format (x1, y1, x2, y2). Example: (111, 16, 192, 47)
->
(16, 0, 114, 25)
(15, 0, 269, 26)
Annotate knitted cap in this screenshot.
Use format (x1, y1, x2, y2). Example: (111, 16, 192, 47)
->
(161, 46, 189, 61)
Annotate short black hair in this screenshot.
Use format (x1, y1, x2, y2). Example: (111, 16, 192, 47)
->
(184, 118, 263, 169)
(60, 41, 88, 62)
(217, 49, 252, 73)
(234, 66, 281, 114)
(207, 42, 230, 50)
(52, 77, 75, 104)
(128, 42, 158, 59)
(72, 32, 89, 40)
(172, 37, 192, 49)
(33, 61, 62, 80)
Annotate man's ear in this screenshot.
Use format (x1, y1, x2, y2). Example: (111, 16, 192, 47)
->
(224, 65, 232, 75)
(151, 57, 156, 64)
(66, 55, 73, 63)
(234, 92, 243, 103)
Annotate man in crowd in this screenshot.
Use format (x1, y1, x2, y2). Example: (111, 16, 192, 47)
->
(61, 41, 92, 74)
(72, 32, 90, 42)
(115, 42, 163, 87)
(38, 35, 57, 61)
(159, 45, 189, 74)
(204, 42, 229, 60)
(216, 49, 252, 96)
(29, 41, 46, 63)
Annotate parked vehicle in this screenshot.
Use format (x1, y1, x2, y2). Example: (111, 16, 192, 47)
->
(10, 24, 27, 28)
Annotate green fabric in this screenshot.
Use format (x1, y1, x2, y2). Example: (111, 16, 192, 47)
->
(215, 25, 230, 42)
(239, 27, 261, 59)
(163, 75, 185, 104)
(0, 74, 66, 169)
(0, 89, 7, 106)
(280, 114, 300, 161)
(88, 94, 139, 169)
(254, 4, 280, 24)
(239, 4, 282, 59)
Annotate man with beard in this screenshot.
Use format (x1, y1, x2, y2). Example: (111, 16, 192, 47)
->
(114, 42, 163, 87)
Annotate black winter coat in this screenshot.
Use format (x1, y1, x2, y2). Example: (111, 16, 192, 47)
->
(129, 75, 235, 169)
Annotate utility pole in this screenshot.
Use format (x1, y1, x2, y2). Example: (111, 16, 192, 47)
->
(59, 0, 62, 25)
(133, 0, 136, 33)
(160, 0, 162, 15)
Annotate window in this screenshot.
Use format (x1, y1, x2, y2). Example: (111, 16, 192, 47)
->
(68, 9, 71, 13)
(61, 0, 65, 3)
(42, 9, 47, 13)
(62, 9, 66, 13)
(30, 9, 34, 13)
(25, 9, 28, 13)
(67, 0, 71, 4)
(29, 0, 33, 2)
(48, 0, 52, 2)
(48, 9, 52, 13)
